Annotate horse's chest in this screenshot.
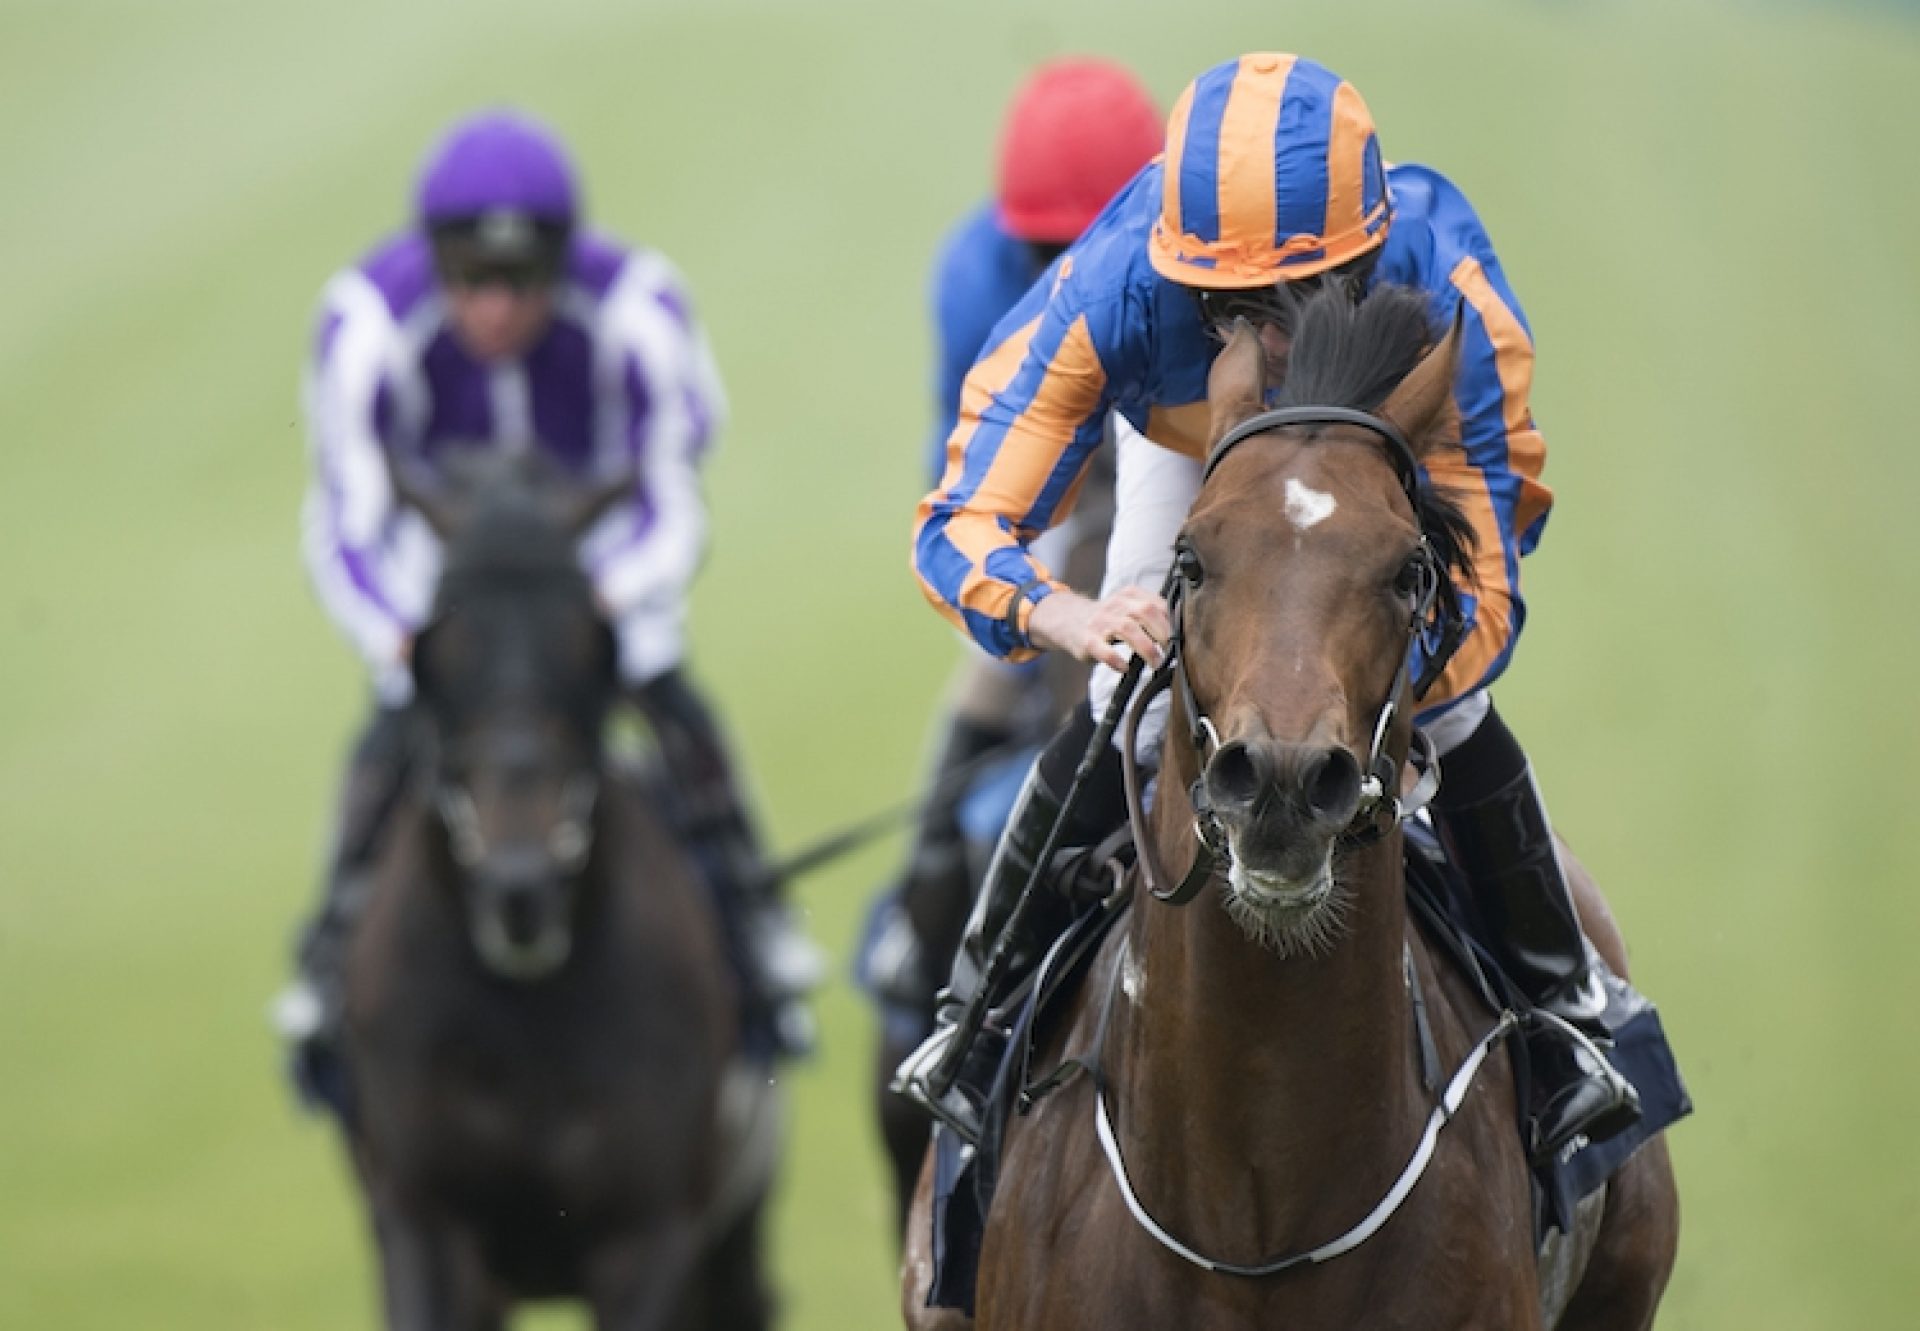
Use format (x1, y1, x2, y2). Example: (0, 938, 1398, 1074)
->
(983, 1088, 1539, 1329)
(433, 1081, 604, 1171)
(356, 977, 703, 1195)
(1003, 1219, 1535, 1331)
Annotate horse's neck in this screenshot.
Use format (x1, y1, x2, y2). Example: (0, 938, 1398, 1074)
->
(1111, 781, 1424, 1248)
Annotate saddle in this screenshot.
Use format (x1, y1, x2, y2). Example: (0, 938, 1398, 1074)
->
(924, 830, 1691, 1314)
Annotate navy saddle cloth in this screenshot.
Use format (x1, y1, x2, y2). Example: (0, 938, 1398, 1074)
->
(926, 833, 1692, 1314)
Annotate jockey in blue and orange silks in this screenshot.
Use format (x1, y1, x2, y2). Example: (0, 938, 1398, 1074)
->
(895, 53, 1641, 1161)
(864, 59, 1163, 1027)
(275, 110, 822, 1089)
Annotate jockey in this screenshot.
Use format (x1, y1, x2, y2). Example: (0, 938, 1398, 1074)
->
(275, 109, 821, 1080)
(867, 59, 1162, 1018)
(896, 54, 1641, 1158)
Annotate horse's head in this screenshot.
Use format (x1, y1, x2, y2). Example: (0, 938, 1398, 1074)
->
(398, 451, 631, 981)
(1169, 286, 1474, 955)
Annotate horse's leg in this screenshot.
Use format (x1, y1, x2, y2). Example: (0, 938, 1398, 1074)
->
(688, 1187, 777, 1331)
(1554, 1137, 1680, 1331)
(1550, 840, 1682, 1330)
(369, 1196, 504, 1331)
(586, 1218, 704, 1331)
(901, 1147, 973, 1331)
(878, 1018, 936, 1240)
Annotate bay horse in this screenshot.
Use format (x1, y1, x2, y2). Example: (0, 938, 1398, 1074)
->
(904, 289, 1679, 1328)
(339, 455, 778, 1331)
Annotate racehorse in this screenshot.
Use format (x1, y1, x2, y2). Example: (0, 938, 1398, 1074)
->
(338, 454, 778, 1331)
(904, 289, 1679, 1328)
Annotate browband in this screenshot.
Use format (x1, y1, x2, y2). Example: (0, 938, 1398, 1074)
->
(1204, 405, 1420, 506)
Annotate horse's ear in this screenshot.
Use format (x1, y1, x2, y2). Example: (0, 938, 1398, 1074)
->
(1380, 306, 1464, 459)
(386, 453, 469, 538)
(1207, 318, 1266, 444)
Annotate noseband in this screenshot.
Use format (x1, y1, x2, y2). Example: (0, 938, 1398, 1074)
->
(434, 768, 601, 881)
(1121, 405, 1465, 906)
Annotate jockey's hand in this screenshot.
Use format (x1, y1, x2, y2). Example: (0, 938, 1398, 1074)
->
(1028, 586, 1171, 673)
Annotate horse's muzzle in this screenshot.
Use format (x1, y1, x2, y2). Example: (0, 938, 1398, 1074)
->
(1204, 738, 1362, 884)
(468, 845, 576, 981)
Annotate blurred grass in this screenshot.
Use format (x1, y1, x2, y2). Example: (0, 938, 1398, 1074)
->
(1, 0, 1916, 1326)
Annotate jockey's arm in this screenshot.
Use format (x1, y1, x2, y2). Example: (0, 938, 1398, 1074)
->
(584, 258, 728, 644)
(1417, 255, 1554, 713)
(914, 284, 1167, 669)
(299, 272, 415, 695)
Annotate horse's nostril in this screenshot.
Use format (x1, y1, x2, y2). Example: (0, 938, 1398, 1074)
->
(1304, 748, 1362, 825)
(1207, 741, 1269, 813)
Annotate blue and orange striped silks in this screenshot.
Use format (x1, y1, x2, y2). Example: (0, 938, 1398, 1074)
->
(1413, 250, 1554, 714)
(914, 291, 1114, 659)
(916, 148, 1553, 696)
(1150, 53, 1391, 288)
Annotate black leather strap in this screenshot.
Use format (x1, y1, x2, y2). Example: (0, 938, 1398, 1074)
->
(1205, 404, 1421, 507)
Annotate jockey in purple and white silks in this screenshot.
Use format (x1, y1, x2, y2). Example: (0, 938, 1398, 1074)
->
(276, 110, 821, 1088)
(301, 212, 721, 708)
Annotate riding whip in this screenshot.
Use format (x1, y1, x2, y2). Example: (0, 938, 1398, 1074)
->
(925, 569, 1175, 1098)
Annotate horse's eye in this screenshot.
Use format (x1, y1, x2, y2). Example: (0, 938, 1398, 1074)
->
(1175, 541, 1206, 587)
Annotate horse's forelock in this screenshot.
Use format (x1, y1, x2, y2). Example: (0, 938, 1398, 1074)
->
(1274, 283, 1435, 416)
(416, 466, 614, 724)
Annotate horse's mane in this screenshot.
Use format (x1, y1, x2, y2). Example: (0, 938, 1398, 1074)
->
(1273, 283, 1478, 582)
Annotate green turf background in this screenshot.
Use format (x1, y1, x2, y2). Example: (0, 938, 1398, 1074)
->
(2, 0, 1916, 1325)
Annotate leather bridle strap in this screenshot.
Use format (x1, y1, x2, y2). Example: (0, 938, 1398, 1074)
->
(1119, 575, 1437, 903)
(1206, 405, 1422, 507)
(1120, 652, 1225, 906)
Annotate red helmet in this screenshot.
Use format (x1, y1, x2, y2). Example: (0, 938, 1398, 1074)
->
(996, 59, 1162, 245)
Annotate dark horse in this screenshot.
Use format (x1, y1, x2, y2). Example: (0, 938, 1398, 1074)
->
(338, 455, 778, 1331)
(905, 291, 1679, 1328)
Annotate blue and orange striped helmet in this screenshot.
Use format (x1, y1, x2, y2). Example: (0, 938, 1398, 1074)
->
(1150, 54, 1391, 289)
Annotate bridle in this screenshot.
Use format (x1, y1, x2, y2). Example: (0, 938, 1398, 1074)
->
(1121, 404, 1467, 906)
(434, 768, 601, 880)
(414, 680, 602, 887)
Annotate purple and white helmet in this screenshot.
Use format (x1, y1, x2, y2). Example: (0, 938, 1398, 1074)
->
(416, 110, 579, 263)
